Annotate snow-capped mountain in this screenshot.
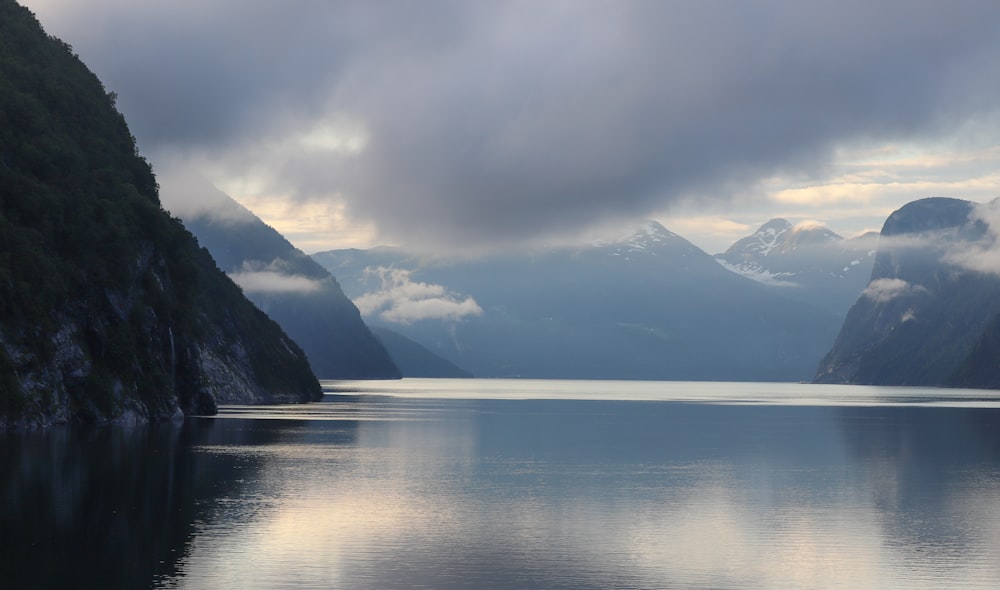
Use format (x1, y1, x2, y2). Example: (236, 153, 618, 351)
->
(593, 221, 705, 260)
(313, 221, 842, 382)
(715, 219, 877, 315)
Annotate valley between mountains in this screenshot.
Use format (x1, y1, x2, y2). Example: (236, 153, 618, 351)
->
(171, 177, 1000, 388)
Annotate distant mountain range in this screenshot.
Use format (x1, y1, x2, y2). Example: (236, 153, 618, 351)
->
(314, 221, 842, 381)
(369, 326, 472, 378)
(174, 183, 1000, 389)
(173, 183, 1000, 389)
(816, 197, 1000, 387)
(715, 218, 877, 316)
(165, 179, 401, 380)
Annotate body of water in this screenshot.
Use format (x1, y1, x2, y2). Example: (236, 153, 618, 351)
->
(4, 379, 1000, 589)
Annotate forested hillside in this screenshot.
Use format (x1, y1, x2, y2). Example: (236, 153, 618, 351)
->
(0, 1, 320, 429)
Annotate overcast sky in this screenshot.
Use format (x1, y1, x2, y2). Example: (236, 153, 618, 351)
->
(21, 0, 1000, 254)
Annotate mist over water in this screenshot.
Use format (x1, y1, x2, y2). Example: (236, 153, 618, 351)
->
(4, 379, 1000, 589)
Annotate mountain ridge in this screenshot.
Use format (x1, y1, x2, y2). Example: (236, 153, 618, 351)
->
(0, 1, 320, 429)
(313, 220, 842, 382)
(165, 177, 401, 380)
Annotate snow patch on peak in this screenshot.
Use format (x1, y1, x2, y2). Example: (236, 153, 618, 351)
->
(592, 220, 682, 256)
(751, 219, 792, 256)
(758, 218, 793, 232)
(625, 222, 675, 249)
(715, 257, 799, 287)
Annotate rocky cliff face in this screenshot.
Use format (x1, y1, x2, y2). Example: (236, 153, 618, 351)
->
(815, 198, 1000, 386)
(0, 1, 320, 429)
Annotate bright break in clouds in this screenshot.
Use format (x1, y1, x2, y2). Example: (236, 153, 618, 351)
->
(22, 0, 1000, 252)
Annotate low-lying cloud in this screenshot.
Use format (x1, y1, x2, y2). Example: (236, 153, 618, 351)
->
(156, 163, 256, 225)
(862, 278, 927, 303)
(228, 260, 325, 294)
(354, 267, 482, 324)
(943, 200, 1000, 275)
(230, 271, 325, 294)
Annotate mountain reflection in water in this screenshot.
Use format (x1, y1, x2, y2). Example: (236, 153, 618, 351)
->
(3, 379, 1000, 589)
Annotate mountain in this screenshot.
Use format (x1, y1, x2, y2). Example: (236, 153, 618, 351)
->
(314, 221, 843, 382)
(815, 197, 1000, 386)
(0, 2, 320, 429)
(164, 178, 401, 380)
(716, 218, 877, 316)
(370, 327, 472, 378)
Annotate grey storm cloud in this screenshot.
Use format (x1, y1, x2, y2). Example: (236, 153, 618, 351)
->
(25, 0, 1000, 247)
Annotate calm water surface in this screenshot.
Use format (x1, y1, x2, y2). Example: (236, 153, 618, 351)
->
(4, 379, 1000, 589)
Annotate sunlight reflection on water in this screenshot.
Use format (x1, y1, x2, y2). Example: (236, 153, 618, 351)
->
(144, 380, 1000, 589)
(323, 378, 1000, 408)
(5, 380, 1000, 589)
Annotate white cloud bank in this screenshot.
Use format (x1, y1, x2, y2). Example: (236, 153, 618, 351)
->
(353, 267, 482, 324)
(228, 260, 325, 294)
(230, 271, 325, 294)
(862, 278, 927, 303)
(943, 200, 1000, 275)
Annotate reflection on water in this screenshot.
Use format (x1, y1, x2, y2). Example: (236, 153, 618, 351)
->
(3, 380, 1000, 589)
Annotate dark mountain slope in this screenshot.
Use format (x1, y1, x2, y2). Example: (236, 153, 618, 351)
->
(370, 327, 472, 378)
(952, 312, 1000, 388)
(170, 179, 400, 379)
(816, 197, 1000, 386)
(0, 2, 319, 429)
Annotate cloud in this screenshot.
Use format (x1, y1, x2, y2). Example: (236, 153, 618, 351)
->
(227, 260, 325, 294)
(846, 199, 1000, 280)
(862, 278, 927, 303)
(23, 0, 1000, 249)
(769, 175, 1000, 208)
(942, 200, 1000, 274)
(353, 267, 482, 324)
(656, 216, 753, 253)
(229, 271, 325, 294)
(790, 220, 827, 231)
(229, 272, 324, 294)
(157, 162, 256, 224)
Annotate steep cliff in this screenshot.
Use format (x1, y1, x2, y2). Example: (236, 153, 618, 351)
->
(0, 1, 320, 429)
(815, 198, 1000, 386)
